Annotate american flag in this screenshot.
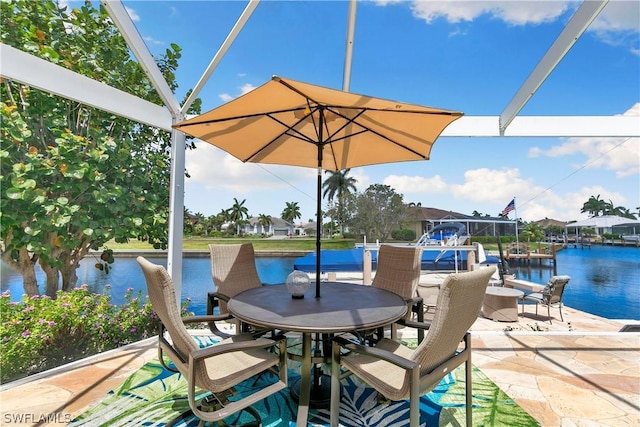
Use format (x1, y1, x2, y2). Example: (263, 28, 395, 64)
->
(501, 198, 515, 217)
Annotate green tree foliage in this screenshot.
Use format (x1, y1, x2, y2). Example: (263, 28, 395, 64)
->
(257, 213, 273, 234)
(520, 223, 545, 242)
(547, 225, 564, 236)
(580, 195, 638, 219)
(0, 0, 199, 296)
(227, 198, 249, 235)
(581, 195, 607, 217)
(322, 169, 357, 236)
(349, 184, 410, 242)
(281, 201, 301, 224)
(0, 287, 193, 383)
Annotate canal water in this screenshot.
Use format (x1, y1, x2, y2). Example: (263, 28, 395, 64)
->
(1, 245, 638, 320)
(510, 245, 639, 320)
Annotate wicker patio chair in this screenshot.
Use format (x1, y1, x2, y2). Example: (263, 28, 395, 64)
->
(207, 243, 264, 335)
(137, 256, 287, 426)
(371, 245, 425, 342)
(520, 275, 570, 324)
(330, 266, 496, 427)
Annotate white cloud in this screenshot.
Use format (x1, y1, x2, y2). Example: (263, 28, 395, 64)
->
(346, 169, 371, 193)
(143, 36, 163, 46)
(557, 185, 629, 220)
(239, 83, 257, 94)
(382, 174, 448, 193)
(402, 1, 639, 53)
(125, 6, 140, 22)
(590, 0, 640, 54)
(624, 102, 640, 116)
(218, 82, 258, 103)
(449, 168, 536, 202)
(443, 168, 594, 221)
(527, 104, 640, 177)
(186, 142, 314, 193)
(219, 93, 233, 103)
(408, 1, 574, 26)
(356, 165, 635, 221)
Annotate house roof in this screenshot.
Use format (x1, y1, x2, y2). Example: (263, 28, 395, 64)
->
(411, 207, 511, 224)
(532, 218, 568, 229)
(248, 216, 293, 228)
(411, 207, 467, 221)
(566, 215, 640, 228)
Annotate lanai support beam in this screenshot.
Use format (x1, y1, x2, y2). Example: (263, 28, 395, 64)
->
(499, 0, 609, 135)
(103, 0, 187, 304)
(342, 0, 357, 92)
(445, 115, 639, 137)
(0, 43, 172, 131)
(101, 0, 182, 114)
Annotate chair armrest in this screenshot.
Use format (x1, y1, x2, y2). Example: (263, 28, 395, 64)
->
(399, 318, 432, 330)
(333, 336, 417, 370)
(407, 296, 423, 313)
(206, 292, 233, 321)
(207, 291, 230, 303)
(189, 337, 279, 362)
(182, 314, 232, 324)
(407, 295, 423, 306)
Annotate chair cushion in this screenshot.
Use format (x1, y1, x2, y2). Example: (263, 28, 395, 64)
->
(523, 292, 544, 303)
(199, 335, 280, 391)
(340, 338, 414, 401)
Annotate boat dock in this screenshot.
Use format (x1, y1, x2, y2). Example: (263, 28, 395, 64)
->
(504, 242, 560, 268)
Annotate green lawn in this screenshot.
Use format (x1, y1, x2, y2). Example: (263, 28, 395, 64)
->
(105, 236, 356, 251)
(104, 236, 514, 253)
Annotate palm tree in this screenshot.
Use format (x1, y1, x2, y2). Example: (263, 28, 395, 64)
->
(322, 169, 357, 235)
(228, 198, 249, 235)
(257, 214, 273, 234)
(581, 195, 608, 217)
(520, 223, 545, 243)
(281, 201, 301, 224)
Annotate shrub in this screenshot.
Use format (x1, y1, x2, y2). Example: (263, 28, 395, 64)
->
(0, 286, 192, 383)
(391, 229, 416, 241)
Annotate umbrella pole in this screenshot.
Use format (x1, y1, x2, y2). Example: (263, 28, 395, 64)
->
(316, 164, 322, 298)
(316, 109, 324, 298)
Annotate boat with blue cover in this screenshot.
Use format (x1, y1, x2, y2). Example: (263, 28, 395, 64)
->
(293, 247, 493, 272)
(294, 223, 500, 273)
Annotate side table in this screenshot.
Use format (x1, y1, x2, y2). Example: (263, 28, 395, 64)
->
(482, 287, 524, 322)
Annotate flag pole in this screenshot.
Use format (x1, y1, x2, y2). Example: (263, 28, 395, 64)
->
(514, 197, 519, 251)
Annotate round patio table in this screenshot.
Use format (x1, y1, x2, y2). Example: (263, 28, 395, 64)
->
(227, 282, 407, 427)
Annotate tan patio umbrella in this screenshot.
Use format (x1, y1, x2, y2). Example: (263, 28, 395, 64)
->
(174, 76, 463, 297)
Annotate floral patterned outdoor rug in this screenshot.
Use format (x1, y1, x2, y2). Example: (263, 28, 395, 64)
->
(71, 336, 539, 426)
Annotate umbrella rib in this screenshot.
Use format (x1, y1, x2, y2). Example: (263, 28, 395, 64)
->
(324, 107, 430, 161)
(174, 107, 309, 127)
(241, 109, 320, 162)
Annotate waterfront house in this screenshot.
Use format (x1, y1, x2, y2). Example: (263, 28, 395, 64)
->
(407, 206, 516, 239)
(239, 216, 295, 237)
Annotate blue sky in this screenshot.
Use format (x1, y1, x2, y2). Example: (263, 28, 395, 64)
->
(118, 0, 639, 223)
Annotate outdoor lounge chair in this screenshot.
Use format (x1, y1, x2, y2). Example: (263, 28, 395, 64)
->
(520, 275, 570, 324)
(207, 243, 264, 335)
(330, 266, 496, 427)
(137, 256, 288, 426)
(371, 245, 425, 342)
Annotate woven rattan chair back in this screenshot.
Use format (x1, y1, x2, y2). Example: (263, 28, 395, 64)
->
(209, 243, 262, 314)
(372, 245, 422, 300)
